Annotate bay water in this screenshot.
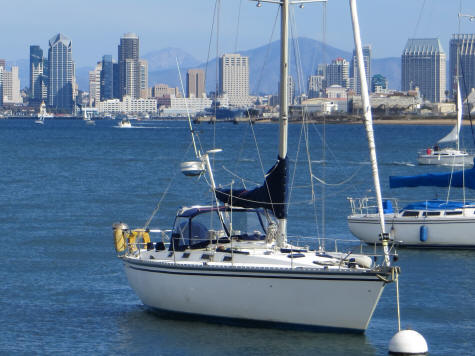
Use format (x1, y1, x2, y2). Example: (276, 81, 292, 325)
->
(1, 119, 474, 355)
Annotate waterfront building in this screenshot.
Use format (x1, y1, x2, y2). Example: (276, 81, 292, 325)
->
(151, 84, 180, 98)
(118, 33, 140, 99)
(0, 61, 4, 106)
(219, 53, 250, 107)
(97, 96, 157, 114)
(350, 45, 371, 94)
(325, 84, 347, 99)
(29, 45, 47, 105)
(89, 62, 102, 107)
(159, 95, 212, 117)
(308, 75, 325, 98)
(2, 66, 22, 104)
(401, 38, 446, 103)
(186, 69, 205, 98)
(449, 34, 475, 99)
(48, 33, 73, 111)
(100, 55, 114, 101)
(326, 57, 349, 89)
(139, 59, 148, 99)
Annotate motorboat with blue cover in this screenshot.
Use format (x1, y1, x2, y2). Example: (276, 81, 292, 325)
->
(348, 161, 475, 248)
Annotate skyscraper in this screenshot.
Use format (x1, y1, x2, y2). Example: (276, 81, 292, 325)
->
(2, 66, 22, 104)
(101, 55, 114, 101)
(449, 34, 475, 99)
(326, 58, 349, 89)
(48, 33, 73, 111)
(89, 62, 102, 107)
(30, 45, 47, 104)
(0, 63, 4, 107)
(118, 33, 139, 99)
(401, 38, 446, 103)
(350, 45, 371, 94)
(139, 59, 148, 98)
(219, 53, 250, 107)
(186, 69, 205, 98)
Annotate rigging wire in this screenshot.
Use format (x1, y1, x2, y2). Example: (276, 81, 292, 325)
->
(234, 0, 243, 53)
(412, 0, 427, 38)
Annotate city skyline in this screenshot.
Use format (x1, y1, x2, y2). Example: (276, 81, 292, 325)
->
(1, 1, 475, 67)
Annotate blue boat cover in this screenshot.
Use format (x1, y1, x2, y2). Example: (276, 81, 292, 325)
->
(389, 160, 475, 189)
(402, 200, 474, 211)
(215, 156, 288, 219)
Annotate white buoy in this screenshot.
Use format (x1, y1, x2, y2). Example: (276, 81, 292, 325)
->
(388, 329, 428, 355)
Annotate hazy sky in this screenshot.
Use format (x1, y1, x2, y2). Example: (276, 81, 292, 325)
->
(1, 0, 475, 67)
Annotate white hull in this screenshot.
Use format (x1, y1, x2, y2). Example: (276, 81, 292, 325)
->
(123, 257, 387, 332)
(349, 215, 475, 247)
(417, 151, 474, 166)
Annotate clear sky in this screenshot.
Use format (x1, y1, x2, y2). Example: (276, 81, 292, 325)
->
(1, 0, 475, 67)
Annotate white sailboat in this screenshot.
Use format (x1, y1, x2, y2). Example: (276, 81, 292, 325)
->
(417, 78, 474, 166)
(114, 0, 398, 332)
(35, 101, 53, 125)
(82, 110, 96, 126)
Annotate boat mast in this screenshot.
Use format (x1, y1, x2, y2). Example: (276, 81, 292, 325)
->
(277, 0, 290, 247)
(349, 0, 390, 266)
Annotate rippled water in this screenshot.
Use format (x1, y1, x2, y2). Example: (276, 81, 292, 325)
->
(1, 118, 474, 355)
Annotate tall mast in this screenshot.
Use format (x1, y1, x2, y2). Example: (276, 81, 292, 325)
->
(349, 0, 390, 266)
(277, 0, 290, 247)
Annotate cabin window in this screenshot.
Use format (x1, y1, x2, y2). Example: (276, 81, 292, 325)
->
(402, 211, 419, 217)
(445, 211, 462, 216)
(422, 211, 440, 217)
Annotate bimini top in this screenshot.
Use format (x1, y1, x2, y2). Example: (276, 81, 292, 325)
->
(402, 200, 475, 211)
(390, 159, 475, 189)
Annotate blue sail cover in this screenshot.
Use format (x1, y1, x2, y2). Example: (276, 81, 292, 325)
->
(215, 156, 288, 219)
(389, 162, 475, 189)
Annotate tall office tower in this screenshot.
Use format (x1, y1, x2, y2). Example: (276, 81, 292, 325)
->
(100, 55, 114, 101)
(326, 57, 349, 88)
(139, 59, 148, 98)
(48, 33, 73, 111)
(118, 33, 139, 99)
(2, 66, 22, 104)
(113, 62, 119, 99)
(350, 45, 371, 94)
(401, 38, 446, 103)
(186, 69, 205, 98)
(0, 64, 3, 107)
(308, 75, 325, 98)
(89, 62, 102, 107)
(29, 45, 47, 104)
(0, 59, 5, 69)
(219, 53, 250, 107)
(450, 34, 475, 99)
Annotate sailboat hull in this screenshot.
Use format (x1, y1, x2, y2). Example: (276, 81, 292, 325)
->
(417, 151, 474, 166)
(123, 257, 387, 332)
(349, 215, 475, 247)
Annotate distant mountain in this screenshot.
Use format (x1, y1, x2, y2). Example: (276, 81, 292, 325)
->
(142, 47, 201, 72)
(12, 39, 402, 94)
(148, 37, 402, 94)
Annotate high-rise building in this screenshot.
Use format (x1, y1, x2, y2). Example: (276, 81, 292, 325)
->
(30, 45, 47, 104)
(350, 45, 371, 94)
(118, 33, 140, 99)
(401, 38, 446, 103)
(113, 62, 119, 99)
(186, 69, 205, 98)
(2, 66, 22, 104)
(48, 33, 73, 111)
(326, 58, 349, 89)
(89, 62, 102, 107)
(139, 59, 148, 98)
(0, 60, 4, 106)
(101, 55, 114, 101)
(219, 53, 250, 107)
(308, 75, 325, 98)
(450, 34, 475, 99)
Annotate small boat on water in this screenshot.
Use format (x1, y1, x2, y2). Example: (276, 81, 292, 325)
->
(417, 73, 474, 166)
(118, 118, 132, 128)
(35, 101, 53, 125)
(82, 110, 96, 126)
(348, 162, 475, 248)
